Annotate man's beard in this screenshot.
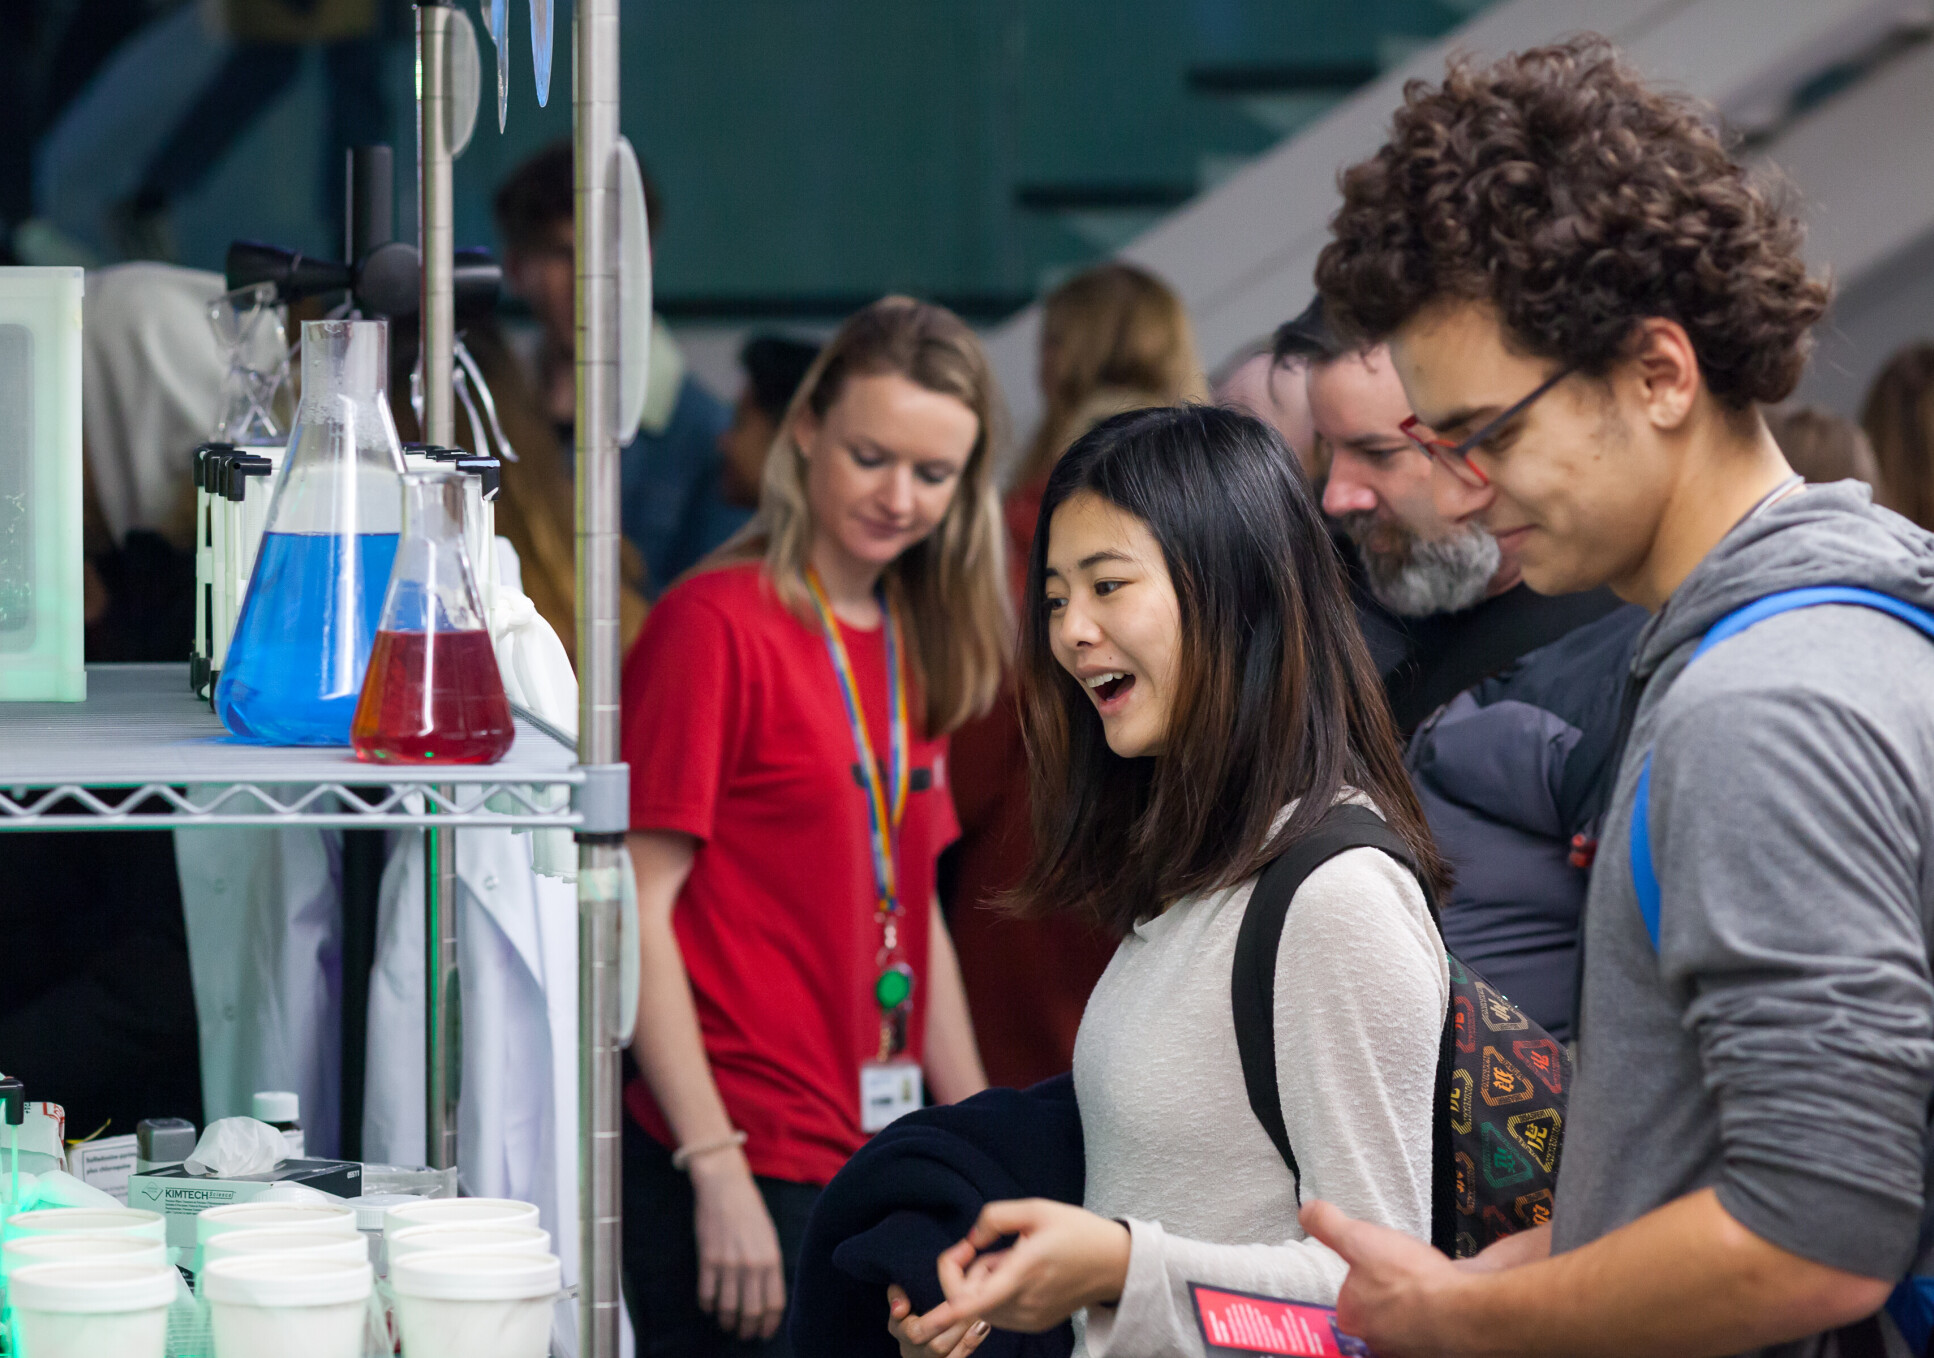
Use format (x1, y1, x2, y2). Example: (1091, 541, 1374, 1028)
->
(1337, 511, 1502, 617)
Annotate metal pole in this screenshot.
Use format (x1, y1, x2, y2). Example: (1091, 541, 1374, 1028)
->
(416, 1, 460, 1176)
(417, 1, 456, 448)
(575, 0, 627, 1354)
(424, 809, 460, 1171)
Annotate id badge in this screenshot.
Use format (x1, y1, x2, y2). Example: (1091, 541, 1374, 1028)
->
(860, 1060, 922, 1132)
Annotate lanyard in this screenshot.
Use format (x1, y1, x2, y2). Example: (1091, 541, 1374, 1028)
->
(803, 569, 917, 1059)
(804, 567, 909, 914)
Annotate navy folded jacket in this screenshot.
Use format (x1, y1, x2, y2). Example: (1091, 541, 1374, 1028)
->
(790, 1074, 1084, 1358)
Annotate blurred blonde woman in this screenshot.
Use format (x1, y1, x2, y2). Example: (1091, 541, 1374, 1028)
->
(620, 297, 1009, 1354)
(1861, 342, 1934, 529)
(1017, 262, 1211, 492)
(950, 262, 1209, 1091)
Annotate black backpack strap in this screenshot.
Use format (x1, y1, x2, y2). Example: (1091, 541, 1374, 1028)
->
(1232, 804, 1425, 1197)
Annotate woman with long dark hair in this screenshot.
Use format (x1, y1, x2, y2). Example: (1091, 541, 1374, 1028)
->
(889, 405, 1449, 1357)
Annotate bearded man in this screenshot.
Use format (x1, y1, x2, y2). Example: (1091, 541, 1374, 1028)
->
(1302, 297, 1643, 1039)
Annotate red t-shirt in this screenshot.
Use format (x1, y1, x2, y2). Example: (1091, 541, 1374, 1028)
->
(620, 562, 959, 1185)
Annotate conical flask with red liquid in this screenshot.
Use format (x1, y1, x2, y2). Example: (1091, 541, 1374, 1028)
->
(352, 470, 514, 763)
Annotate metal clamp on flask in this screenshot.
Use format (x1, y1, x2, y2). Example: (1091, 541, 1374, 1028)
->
(402, 443, 500, 613)
(191, 442, 234, 697)
(425, 447, 500, 611)
(196, 443, 282, 701)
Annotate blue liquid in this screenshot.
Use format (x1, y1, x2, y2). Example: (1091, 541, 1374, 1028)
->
(215, 532, 400, 745)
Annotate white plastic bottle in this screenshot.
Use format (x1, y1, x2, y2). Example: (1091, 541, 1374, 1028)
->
(251, 1092, 304, 1159)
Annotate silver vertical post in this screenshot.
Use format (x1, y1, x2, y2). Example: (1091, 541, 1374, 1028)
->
(418, 1, 456, 448)
(575, 0, 626, 1353)
(424, 808, 460, 1172)
(416, 0, 460, 1175)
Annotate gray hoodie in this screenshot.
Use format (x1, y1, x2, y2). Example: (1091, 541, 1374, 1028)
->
(1553, 482, 1934, 1354)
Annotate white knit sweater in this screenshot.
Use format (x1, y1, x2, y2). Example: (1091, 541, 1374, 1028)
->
(1073, 823, 1448, 1358)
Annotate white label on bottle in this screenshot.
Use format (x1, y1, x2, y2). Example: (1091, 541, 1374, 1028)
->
(282, 1128, 305, 1160)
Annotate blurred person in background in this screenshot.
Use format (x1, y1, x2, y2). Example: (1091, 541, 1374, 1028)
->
(496, 140, 745, 596)
(372, 157, 654, 663)
(947, 261, 1207, 1090)
(1213, 339, 1318, 480)
(1862, 341, 1934, 529)
(621, 298, 1004, 1355)
(1766, 404, 1881, 489)
(1305, 296, 1627, 736)
(720, 334, 822, 508)
(108, 0, 394, 260)
(1303, 297, 1641, 1041)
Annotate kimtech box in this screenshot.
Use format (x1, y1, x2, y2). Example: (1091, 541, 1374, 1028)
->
(128, 1159, 363, 1249)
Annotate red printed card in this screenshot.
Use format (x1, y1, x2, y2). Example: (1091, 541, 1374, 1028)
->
(1189, 1284, 1377, 1357)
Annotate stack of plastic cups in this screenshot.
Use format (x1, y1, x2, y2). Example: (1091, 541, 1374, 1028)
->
(193, 1201, 359, 1274)
(200, 1254, 374, 1358)
(6, 1261, 177, 1358)
(0, 1207, 168, 1321)
(377, 1197, 555, 1357)
(1, 1207, 167, 1250)
(201, 1229, 371, 1270)
(1, 1232, 169, 1335)
(380, 1196, 541, 1243)
(386, 1222, 550, 1267)
(388, 1251, 562, 1358)
(3, 1233, 168, 1276)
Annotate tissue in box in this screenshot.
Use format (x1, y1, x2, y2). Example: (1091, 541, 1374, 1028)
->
(129, 1159, 364, 1249)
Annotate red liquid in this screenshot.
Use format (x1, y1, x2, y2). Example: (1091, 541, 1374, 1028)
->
(351, 629, 515, 764)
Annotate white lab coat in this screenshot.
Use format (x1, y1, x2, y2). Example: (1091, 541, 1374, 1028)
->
(176, 812, 344, 1157)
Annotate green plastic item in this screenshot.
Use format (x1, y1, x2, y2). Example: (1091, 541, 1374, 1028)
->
(0, 268, 83, 703)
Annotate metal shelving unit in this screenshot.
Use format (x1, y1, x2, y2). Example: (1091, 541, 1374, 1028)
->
(0, 664, 584, 830)
(0, 1, 628, 1350)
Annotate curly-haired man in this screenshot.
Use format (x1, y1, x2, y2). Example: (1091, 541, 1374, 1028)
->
(1301, 36, 1934, 1358)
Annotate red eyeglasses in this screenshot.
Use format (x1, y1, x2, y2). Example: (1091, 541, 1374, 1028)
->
(1398, 365, 1576, 488)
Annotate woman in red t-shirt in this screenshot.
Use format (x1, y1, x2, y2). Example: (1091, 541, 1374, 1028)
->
(621, 298, 1012, 1355)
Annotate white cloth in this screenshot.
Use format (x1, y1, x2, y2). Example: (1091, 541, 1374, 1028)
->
(82, 262, 227, 543)
(174, 814, 344, 1158)
(1074, 829, 1447, 1358)
(488, 536, 580, 881)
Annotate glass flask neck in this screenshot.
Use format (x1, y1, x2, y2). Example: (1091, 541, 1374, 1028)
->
(301, 319, 387, 404)
(379, 470, 489, 634)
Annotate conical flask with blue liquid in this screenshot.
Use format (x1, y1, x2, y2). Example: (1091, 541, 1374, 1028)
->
(215, 319, 405, 744)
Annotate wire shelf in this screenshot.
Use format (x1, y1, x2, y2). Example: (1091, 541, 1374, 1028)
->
(0, 664, 584, 830)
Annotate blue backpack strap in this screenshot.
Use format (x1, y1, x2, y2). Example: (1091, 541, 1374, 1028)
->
(1629, 586, 1934, 954)
(1628, 754, 1663, 950)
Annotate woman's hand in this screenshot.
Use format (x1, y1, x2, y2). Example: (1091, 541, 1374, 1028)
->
(887, 1284, 991, 1357)
(690, 1148, 786, 1341)
(900, 1199, 1131, 1341)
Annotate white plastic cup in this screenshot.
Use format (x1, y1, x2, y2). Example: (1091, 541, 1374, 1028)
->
(202, 1228, 371, 1268)
(389, 1250, 561, 1358)
(2, 1232, 169, 1282)
(8, 1261, 177, 1358)
(1, 1207, 166, 1246)
(194, 1201, 359, 1270)
(386, 1223, 551, 1265)
(382, 1197, 540, 1239)
(201, 1253, 373, 1358)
